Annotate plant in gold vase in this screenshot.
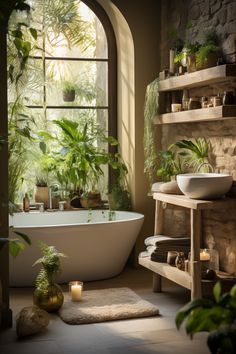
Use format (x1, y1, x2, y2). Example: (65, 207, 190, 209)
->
(33, 242, 66, 312)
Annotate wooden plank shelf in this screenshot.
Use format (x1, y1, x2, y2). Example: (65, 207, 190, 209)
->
(153, 105, 236, 125)
(158, 64, 236, 92)
(139, 256, 191, 290)
(139, 257, 236, 295)
(153, 192, 236, 210)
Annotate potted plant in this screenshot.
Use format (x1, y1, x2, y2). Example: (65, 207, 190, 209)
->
(156, 138, 212, 194)
(51, 119, 118, 205)
(80, 190, 102, 209)
(33, 242, 66, 312)
(62, 81, 76, 102)
(176, 282, 236, 354)
(196, 29, 221, 70)
(35, 177, 49, 209)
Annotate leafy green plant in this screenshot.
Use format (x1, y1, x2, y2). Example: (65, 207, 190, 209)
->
(196, 44, 220, 68)
(109, 153, 132, 211)
(33, 242, 66, 295)
(156, 138, 212, 181)
(40, 118, 118, 195)
(173, 137, 212, 172)
(36, 177, 48, 187)
(0, 230, 31, 258)
(62, 80, 76, 93)
(156, 149, 184, 181)
(176, 282, 236, 354)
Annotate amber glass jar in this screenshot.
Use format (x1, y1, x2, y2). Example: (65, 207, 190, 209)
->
(188, 97, 201, 110)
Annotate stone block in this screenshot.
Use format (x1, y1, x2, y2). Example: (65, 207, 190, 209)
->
(227, 1, 236, 22)
(222, 33, 236, 54)
(210, 0, 222, 15)
(224, 21, 236, 34)
(189, 4, 200, 20)
(217, 7, 227, 25)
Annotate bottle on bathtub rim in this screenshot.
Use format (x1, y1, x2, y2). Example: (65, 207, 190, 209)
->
(23, 193, 30, 212)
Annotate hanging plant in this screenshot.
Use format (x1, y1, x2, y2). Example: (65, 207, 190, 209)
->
(143, 78, 159, 190)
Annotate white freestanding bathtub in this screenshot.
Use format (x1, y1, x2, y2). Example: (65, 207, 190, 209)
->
(9, 210, 144, 286)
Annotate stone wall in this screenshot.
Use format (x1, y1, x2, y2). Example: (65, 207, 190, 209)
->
(160, 0, 236, 275)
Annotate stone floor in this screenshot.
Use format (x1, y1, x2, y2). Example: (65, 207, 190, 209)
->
(0, 267, 210, 354)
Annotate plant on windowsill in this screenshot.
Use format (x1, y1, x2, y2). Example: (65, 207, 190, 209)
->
(33, 242, 66, 312)
(176, 282, 236, 354)
(40, 118, 119, 208)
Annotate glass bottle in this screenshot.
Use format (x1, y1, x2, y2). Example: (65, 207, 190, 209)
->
(175, 252, 185, 271)
(23, 193, 30, 212)
(223, 91, 235, 105)
(182, 89, 189, 111)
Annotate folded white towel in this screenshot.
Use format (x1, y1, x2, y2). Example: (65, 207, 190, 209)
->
(139, 251, 150, 258)
(144, 235, 189, 246)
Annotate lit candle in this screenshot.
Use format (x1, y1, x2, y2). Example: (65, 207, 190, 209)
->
(70, 281, 83, 301)
(200, 249, 210, 261)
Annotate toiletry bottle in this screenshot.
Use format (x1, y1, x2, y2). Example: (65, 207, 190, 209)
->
(23, 193, 30, 212)
(182, 89, 189, 111)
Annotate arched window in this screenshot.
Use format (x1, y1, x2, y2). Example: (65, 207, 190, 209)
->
(8, 0, 117, 201)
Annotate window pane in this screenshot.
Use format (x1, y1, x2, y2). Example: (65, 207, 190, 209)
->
(28, 0, 108, 59)
(46, 60, 108, 107)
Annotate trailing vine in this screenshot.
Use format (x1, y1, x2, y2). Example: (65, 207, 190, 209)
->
(143, 78, 159, 190)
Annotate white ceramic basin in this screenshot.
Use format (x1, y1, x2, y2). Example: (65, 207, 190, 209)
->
(176, 173, 233, 199)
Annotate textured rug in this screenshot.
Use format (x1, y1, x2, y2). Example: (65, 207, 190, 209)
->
(58, 287, 159, 324)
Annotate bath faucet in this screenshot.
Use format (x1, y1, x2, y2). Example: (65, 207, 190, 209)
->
(196, 162, 214, 173)
(48, 187, 53, 209)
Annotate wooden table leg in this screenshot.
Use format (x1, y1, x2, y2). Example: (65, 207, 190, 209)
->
(154, 200, 164, 235)
(190, 209, 202, 300)
(153, 273, 162, 292)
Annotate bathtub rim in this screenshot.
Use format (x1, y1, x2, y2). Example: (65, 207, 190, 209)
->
(9, 210, 144, 229)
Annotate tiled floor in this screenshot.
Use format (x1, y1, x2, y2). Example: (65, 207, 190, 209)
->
(0, 267, 210, 354)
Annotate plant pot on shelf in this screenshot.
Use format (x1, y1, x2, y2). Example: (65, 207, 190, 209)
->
(80, 192, 102, 209)
(196, 51, 221, 70)
(62, 90, 75, 102)
(187, 53, 197, 73)
(35, 186, 49, 209)
(33, 283, 64, 312)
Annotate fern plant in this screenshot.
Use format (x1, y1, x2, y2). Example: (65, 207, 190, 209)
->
(33, 242, 66, 295)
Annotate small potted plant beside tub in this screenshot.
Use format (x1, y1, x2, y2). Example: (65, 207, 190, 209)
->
(33, 242, 66, 312)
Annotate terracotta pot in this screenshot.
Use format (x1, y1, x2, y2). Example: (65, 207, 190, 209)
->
(62, 90, 75, 102)
(197, 51, 220, 70)
(187, 53, 197, 73)
(33, 283, 64, 313)
(80, 192, 102, 209)
(35, 186, 49, 209)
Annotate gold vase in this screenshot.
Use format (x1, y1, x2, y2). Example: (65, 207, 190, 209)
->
(33, 283, 64, 312)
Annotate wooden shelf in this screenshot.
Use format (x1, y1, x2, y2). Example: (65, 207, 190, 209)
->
(154, 105, 236, 125)
(139, 256, 191, 289)
(158, 64, 236, 92)
(139, 257, 236, 295)
(153, 192, 236, 210)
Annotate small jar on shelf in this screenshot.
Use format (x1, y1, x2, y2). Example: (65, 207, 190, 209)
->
(188, 97, 201, 110)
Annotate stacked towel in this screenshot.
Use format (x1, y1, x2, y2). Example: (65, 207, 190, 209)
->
(140, 235, 190, 263)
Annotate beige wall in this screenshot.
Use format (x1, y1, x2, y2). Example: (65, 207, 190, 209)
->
(98, 0, 161, 261)
(159, 0, 236, 275)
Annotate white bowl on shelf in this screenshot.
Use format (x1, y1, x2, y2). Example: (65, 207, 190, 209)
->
(176, 173, 233, 200)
